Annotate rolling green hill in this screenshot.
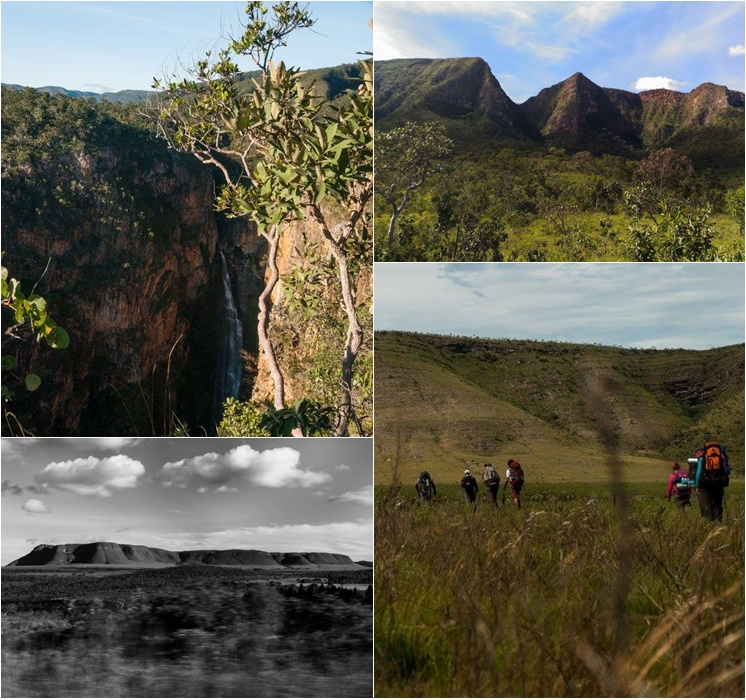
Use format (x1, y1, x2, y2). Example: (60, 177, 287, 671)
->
(374, 331, 744, 484)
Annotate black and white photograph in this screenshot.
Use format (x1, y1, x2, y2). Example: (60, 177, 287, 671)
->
(1, 437, 373, 697)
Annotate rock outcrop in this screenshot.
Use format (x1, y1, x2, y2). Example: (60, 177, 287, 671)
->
(375, 58, 745, 156)
(7, 542, 365, 569)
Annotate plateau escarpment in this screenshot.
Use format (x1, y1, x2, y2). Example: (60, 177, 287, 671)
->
(375, 58, 745, 169)
(1, 89, 254, 435)
(374, 331, 745, 478)
(6, 542, 367, 569)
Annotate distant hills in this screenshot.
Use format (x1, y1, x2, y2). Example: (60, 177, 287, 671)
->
(374, 331, 744, 484)
(374, 57, 745, 167)
(7, 542, 369, 569)
(1, 62, 366, 106)
(0, 83, 152, 104)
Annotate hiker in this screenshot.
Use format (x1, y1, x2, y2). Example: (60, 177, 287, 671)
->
(460, 469, 479, 505)
(482, 462, 500, 509)
(687, 442, 731, 521)
(503, 459, 524, 509)
(415, 471, 437, 502)
(666, 462, 691, 510)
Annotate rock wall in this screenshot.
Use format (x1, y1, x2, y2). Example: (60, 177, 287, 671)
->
(2, 133, 251, 435)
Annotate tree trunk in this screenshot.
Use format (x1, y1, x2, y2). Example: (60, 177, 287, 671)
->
(256, 226, 286, 411)
(309, 204, 367, 436)
(327, 237, 363, 437)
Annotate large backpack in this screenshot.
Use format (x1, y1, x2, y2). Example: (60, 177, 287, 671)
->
(417, 472, 434, 499)
(672, 468, 691, 496)
(483, 464, 498, 485)
(702, 442, 728, 484)
(510, 463, 524, 490)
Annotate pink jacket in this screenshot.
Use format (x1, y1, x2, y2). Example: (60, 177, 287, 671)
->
(667, 468, 689, 499)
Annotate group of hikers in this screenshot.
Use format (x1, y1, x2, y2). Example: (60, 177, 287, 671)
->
(415, 440, 732, 521)
(415, 459, 525, 509)
(666, 441, 731, 521)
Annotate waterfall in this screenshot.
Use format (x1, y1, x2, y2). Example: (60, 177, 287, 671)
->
(212, 251, 243, 429)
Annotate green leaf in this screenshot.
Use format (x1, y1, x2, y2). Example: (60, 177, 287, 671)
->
(25, 374, 41, 392)
(2, 355, 17, 371)
(46, 326, 70, 349)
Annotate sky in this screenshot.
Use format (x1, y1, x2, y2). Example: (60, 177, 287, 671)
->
(374, 1, 746, 103)
(0, 437, 373, 565)
(374, 263, 746, 350)
(0, 1, 373, 93)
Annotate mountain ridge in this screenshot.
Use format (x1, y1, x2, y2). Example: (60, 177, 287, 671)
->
(374, 58, 745, 159)
(6, 542, 368, 569)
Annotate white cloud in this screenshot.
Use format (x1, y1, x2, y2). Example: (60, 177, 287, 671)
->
(729, 45, 745, 57)
(216, 485, 238, 494)
(335, 464, 352, 472)
(157, 445, 331, 490)
(22, 499, 50, 514)
(328, 485, 374, 507)
(36, 455, 145, 497)
(374, 1, 624, 64)
(632, 76, 684, 92)
(73, 438, 141, 451)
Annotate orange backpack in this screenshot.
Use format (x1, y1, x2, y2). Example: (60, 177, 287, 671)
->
(702, 442, 727, 483)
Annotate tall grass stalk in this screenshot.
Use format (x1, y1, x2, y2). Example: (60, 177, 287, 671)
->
(375, 483, 744, 696)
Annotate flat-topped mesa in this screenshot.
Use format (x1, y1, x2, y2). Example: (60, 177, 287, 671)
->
(6, 542, 361, 569)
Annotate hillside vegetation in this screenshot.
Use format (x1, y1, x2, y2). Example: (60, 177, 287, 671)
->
(374, 331, 744, 484)
(374, 58, 745, 262)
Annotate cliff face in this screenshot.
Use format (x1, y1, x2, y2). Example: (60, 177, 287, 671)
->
(2, 87, 372, 435)
(247, 211, 373, 409)
(375, 58, 745, 159)
(521, 72, 641, 144)
(375, 57, 519, 134)
(1, 90, 260, 435)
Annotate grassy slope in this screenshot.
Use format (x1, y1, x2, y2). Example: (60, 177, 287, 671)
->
(374, 332, 744, 484)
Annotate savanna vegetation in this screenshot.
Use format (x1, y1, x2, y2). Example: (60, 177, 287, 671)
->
(2, 565, 372, 698)
(374, 138, 745, 262)
(373, 58, 745, 262)
(375, 476, 744, 697)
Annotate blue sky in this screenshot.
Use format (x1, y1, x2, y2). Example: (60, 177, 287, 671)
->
(374, 1, 746, 102)
(1, 1, 373, 93)
(1, 438, 373, 564)
(374, 263, 745, 350)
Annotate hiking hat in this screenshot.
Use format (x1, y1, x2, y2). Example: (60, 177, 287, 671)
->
(464, 469, 470, 475)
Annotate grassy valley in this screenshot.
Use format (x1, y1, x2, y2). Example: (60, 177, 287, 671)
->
(373, 331, 744, 485)
(374, 330, 744, 697)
